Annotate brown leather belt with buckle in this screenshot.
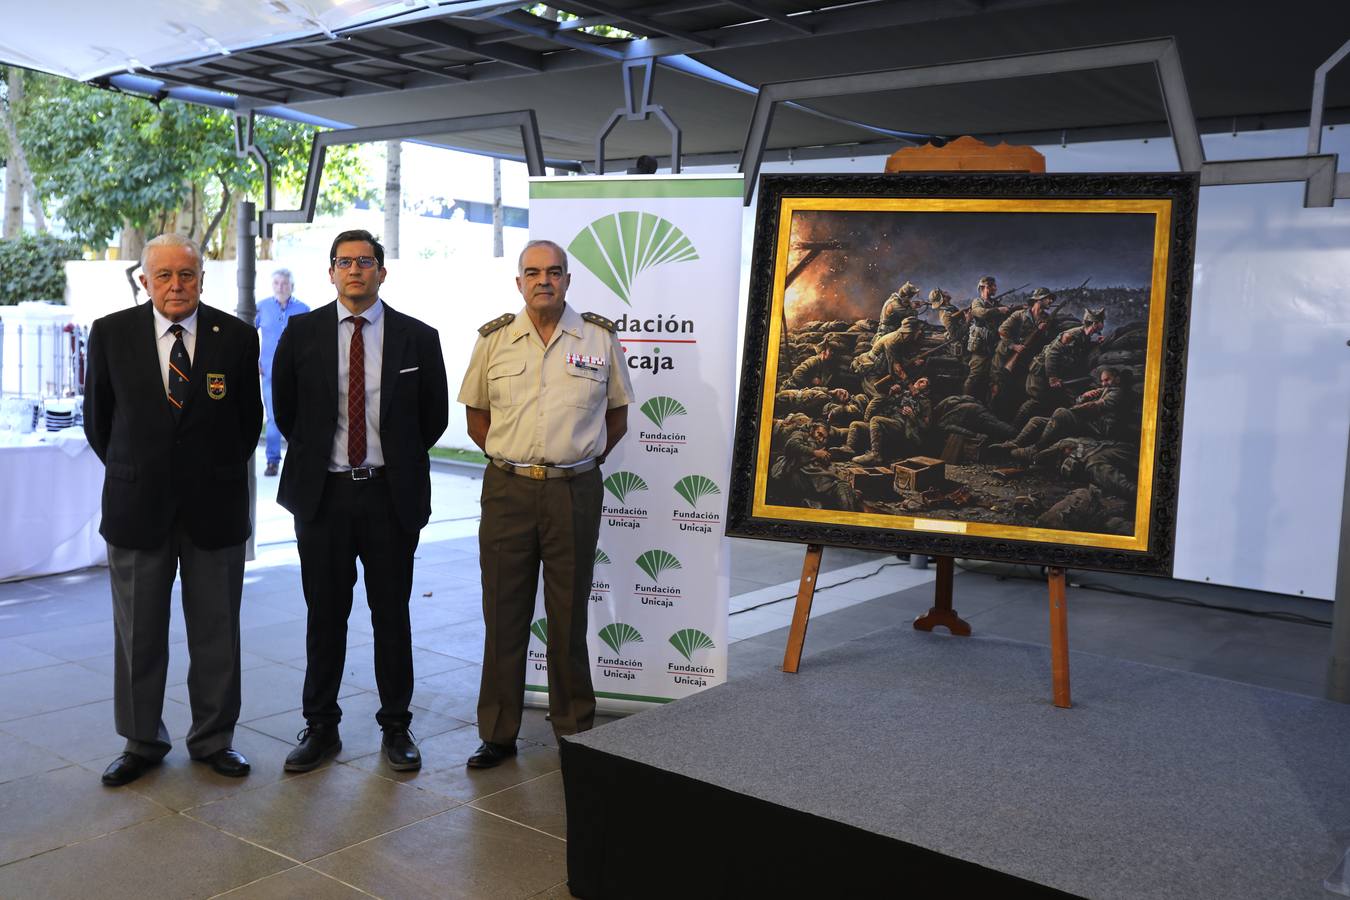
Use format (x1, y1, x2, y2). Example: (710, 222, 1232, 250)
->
(492, 458, 597, 480)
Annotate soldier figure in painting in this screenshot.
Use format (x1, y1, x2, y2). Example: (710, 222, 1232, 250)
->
(783, 333, 851, 389)
(964, 275, 1009, 402)
(929, 288, 967, 360)
(874, 281, 921, 346)
(1016, 307, 1106, 427)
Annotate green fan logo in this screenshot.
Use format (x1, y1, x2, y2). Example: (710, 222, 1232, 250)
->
(669, 628, 715, 661)
(594, 548, 612, 566)
(640, 395, 688, 429)
(636, 549, 682, 583)
(598, 623, 644, 654)
(529, 618, 548, 645)
(603, 471, 649, 503)
(673, 475, 721, 510)
(569, 212, 699, 305)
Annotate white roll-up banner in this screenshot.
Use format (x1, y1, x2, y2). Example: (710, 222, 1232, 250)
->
(526, 174, 743, 712)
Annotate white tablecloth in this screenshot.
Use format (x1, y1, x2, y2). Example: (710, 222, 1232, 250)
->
(0, 430, 107, 581)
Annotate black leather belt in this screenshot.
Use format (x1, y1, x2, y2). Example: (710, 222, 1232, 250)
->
(492, 458, 597, 480)
(330, 466, 385, 481)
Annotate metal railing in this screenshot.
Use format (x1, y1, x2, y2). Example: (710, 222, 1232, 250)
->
(0, 320, 89, 398)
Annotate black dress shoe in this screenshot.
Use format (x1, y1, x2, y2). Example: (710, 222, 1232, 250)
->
(195, 747, 250, 777)
(101, 752, 159, 787)
(284, 724, 341, 772)
(382, 729, 422, 771)
(466, 741, 517, 769)
(264, 462, 279, 476)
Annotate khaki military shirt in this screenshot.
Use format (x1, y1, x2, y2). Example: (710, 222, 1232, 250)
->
(458, 303, 634, 464)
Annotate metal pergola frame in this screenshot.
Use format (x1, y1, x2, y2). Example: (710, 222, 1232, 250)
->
(736, 36, 1350, 208)
(248, 109, 546, 234)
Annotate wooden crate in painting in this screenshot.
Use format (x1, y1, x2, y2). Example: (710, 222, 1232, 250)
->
(841, 466, 897, 501)
(893, 456, 946, 492)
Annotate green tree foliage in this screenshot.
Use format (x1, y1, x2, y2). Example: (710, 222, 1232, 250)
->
(10, 71, 372, 254)
(0, 233, 81, 304)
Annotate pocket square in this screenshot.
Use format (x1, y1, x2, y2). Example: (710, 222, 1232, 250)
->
(399, 366, 419, 373)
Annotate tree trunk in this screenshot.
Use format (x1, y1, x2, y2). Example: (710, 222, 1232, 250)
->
(1, 69, 46, 235)
(200, 174, 230, 258)
(384, 139, 401, 259)
(2, 70, 21, 238)
(493, 157, 504, 259)
(119, 225, 145, 265)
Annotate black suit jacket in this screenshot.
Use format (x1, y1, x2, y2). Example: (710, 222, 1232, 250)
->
(272, 300, 449, 532)
(83, 302, 263, 551)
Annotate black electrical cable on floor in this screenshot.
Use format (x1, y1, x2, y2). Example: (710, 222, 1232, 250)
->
(956, 559, 1333, 628)
(730, 560, 909, 615)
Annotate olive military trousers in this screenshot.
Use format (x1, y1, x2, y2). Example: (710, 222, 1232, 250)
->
(476, 463, 603, 744)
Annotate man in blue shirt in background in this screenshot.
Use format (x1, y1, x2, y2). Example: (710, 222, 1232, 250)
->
(255, 268, 310, 476)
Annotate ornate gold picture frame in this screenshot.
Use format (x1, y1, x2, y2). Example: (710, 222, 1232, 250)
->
(726, 173, 1199, 574)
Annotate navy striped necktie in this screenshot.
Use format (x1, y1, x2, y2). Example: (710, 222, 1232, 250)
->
(167, 324, 190, 411)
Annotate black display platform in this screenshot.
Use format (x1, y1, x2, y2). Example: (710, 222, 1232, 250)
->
(561, 626, 1350, 899)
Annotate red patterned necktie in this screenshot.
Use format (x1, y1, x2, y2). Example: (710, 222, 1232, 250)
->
(347, 316, 367, 467)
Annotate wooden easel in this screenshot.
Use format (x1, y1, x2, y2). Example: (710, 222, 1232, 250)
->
(781, 549, 1073, 708)
(778, 137, 1072, 705)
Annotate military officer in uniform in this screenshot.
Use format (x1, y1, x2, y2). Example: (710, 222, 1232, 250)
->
(458, 239, 635, 769)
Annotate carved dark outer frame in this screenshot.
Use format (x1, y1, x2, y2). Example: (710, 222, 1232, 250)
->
(724, 172, 1200, 576)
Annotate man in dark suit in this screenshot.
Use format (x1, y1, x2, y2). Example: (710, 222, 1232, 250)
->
(273, 229, 448, 773)
(83, 233, 262, 786)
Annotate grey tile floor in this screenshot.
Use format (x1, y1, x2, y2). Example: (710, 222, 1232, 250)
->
(0, 451, 1338, 898)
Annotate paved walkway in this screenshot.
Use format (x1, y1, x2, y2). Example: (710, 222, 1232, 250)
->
(0, 449, 1335, 897)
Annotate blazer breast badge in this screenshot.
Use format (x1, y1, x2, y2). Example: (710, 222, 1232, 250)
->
(206, 373, 226, 400)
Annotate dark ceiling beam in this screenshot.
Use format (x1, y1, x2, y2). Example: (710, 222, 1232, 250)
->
(195, 61, 346, 98)
(719, 0, 813, 34)
(336, 37, 471, 82)
(473, 0, 719, 42)
(132, 70, 292, 104)
(559, 0, 715, 46)
(391, 21, 545, 71)
(485, 10, 626, 59)
(557, 0, 722, 32)
(248, 48, 407, 91)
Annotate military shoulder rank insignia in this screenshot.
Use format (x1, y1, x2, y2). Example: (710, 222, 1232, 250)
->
(478, 313, 515, 336)
(581, 312, 616, 333)
(206, 373, 227, 400)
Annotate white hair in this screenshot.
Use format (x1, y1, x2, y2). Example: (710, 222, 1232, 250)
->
(140, 233, 202, 271)
(272, 267, 293, 281)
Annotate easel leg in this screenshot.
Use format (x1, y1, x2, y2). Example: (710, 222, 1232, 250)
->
(1048, 566, 1071, 708)
(913, 555, 971, 636)
(782, 544, 823, 674)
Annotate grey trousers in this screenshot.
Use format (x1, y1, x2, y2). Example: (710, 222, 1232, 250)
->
(107, 530, 244, 760)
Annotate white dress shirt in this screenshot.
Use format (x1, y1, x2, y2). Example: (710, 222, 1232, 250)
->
(151, 304, 199, 396)
(331, 297, 385, 471)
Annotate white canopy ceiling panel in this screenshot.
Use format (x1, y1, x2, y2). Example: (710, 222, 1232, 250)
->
(0, 0, 434, 81)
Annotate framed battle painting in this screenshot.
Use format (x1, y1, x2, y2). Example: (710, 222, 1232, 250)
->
(726, 172, 1199, 574)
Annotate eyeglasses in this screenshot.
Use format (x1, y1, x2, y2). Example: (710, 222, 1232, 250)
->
(332, 256, 379, 269)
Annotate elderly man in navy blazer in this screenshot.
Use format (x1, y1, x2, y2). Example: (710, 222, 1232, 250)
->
(83, 233, 262, 786)
(272, 229, 448, 773)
